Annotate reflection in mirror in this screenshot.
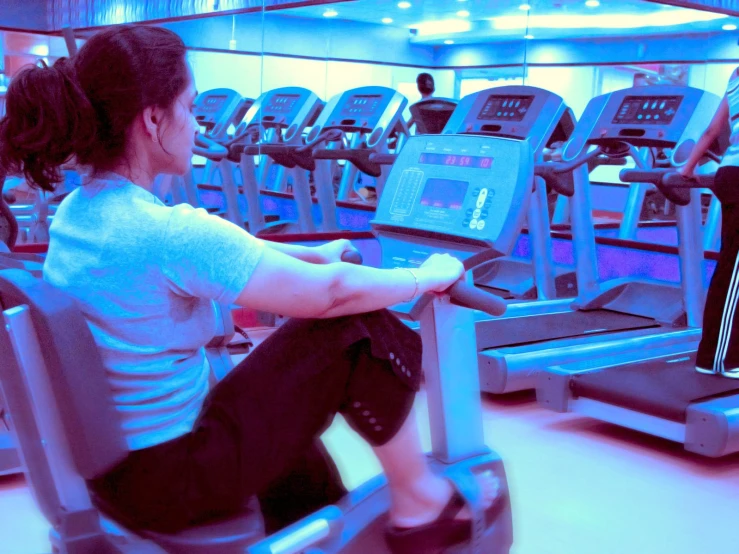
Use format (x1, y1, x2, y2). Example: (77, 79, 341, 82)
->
(0, 0, 736, 248)
(509, 0, 734, 251)
(162, 0, 737, 248)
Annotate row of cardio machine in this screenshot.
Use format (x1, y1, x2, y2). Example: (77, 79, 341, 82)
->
(391, 83, 737, 458)
(0, 82, 735, 554)
(154, 85, 417, 237)
(154, 78, 739, 458)
(149, 80, 738, 457)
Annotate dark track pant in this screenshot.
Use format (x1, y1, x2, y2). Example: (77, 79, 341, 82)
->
(90, 310, 423, 534)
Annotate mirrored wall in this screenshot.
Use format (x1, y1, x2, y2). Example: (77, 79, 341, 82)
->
(0, 0, 737, 233)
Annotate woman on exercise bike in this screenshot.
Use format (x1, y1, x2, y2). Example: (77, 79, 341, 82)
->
(0, 25, 500, 552)
(681, 68, 739, 378)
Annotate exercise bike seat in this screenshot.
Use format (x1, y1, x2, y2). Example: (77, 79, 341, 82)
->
(0, 269, 266, 554)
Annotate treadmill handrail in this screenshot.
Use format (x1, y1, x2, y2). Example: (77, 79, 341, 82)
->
(193, 134, 229, 160)
(536, 147, 603, 175)
(620, 168, 715, 206)
(311, 149, 383, 178)
(233, 143, 316, 171)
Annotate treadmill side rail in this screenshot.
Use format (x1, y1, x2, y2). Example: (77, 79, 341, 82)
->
(686, 396, 739, 457)
(486, 329, 701, 394)
(536, 368, 574, 413)
(570, 398, 687, 443)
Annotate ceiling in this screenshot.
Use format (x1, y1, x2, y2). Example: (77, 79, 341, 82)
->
(274, 0, 737, 43)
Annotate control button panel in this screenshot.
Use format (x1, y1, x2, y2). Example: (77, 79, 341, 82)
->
(612, 95, 683, 126)
(389, 170, 424, 217)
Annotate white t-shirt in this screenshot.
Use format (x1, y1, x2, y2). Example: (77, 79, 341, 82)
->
(721, 69, 739, 168)
(43, 175, 265, 451)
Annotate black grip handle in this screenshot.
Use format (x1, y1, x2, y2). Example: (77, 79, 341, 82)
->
(448, 281, 507, 316)
(663, 172, 715, 189)
(593, 156, 627, 167)
(619, 168, 708, 207)
(462, 248, 503, 271)
(341, 250, 363, 265)
(534, 165, 575, 196)
(368, 153, 397, 165)
(619, 168, 670, 186)
(312, 150, 351, 160)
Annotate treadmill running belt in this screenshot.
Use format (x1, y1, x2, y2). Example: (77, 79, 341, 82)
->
(476, 309, 658, 350)
(571, 353, 739, 422)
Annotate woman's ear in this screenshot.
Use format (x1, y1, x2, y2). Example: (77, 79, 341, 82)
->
(142, 106, 164, 143)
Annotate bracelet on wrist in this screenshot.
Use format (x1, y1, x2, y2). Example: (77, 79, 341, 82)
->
(397, 267, 419, 302)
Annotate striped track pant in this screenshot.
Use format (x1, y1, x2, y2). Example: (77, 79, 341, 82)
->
(697, 166, 739, 372)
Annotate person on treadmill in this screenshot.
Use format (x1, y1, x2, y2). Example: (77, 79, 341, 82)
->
(416, 72, 435, 100)
(0, 25, 501, 552)
(407, 73, 439, 136)
(680, 68, 738, 378)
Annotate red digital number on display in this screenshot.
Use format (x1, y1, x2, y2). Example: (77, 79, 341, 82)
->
(479, 158, 491, 169)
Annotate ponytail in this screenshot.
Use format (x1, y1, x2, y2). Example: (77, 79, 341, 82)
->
(0, 57, 96, 192)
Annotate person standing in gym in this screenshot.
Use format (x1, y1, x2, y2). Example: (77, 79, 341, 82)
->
(680, 68, 738, 378)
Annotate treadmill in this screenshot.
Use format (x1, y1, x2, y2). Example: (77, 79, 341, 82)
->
(408, 97, 457, 135)
(443, 86, 581, 300)
(537, 166, 739, 457)
(306, 86, 409, 204)
(229, 87, 335, 235)
(476, 85, 721, 394)
(308, 87, 585, 319)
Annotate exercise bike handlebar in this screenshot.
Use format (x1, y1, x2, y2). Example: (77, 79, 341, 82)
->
(342, 248, 507, 317)
(192, 134, 229, 160)
(368, 153, 397, 165)
(246, 249, 504, 554)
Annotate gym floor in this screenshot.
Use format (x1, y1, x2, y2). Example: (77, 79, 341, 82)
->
(1, 342, 738, 554)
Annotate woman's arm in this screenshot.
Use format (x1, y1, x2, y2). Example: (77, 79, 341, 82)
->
(262, 240, 325, 263)
(680, 96, 729, 177)
(262, 239, 354, 264)
(236, 248, 463, 319)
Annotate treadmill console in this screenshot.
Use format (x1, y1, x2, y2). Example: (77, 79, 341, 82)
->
(477, 95, 535, 122)
(194, 88, 249, 137)
(308, 86, 407, 148)
(264, 94, 301, 114)
(612, 95, 683, 126)
(372, 134, 532, 261)
(564, 85, 721, 156)
(340, 94, 383, 118)
(443, 86, 575, 154)
(242, 87, 324, 143)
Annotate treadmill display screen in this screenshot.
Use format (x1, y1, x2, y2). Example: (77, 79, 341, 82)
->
(418, 152, 493, 169)
(199, 95, 228, 114)
(264, 94, 301, 113)
(419, 178, 468, 210)
(477, 95, 534, 122)
(340, 95, 384, 117)
(612, 95, 683, 125)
